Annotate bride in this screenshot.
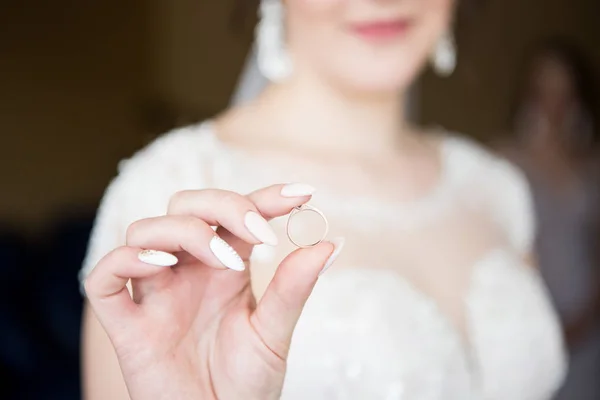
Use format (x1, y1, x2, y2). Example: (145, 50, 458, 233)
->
(81, 0, 566, 398)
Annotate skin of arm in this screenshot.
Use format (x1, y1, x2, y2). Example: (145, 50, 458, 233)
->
(82, 301, 131, 400)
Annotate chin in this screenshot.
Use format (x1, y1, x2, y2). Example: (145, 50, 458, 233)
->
(330, 62, 421, 95)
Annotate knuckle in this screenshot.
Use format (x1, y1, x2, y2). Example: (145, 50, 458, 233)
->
(82, 275, 95, 296)
(182, 216, 207, 237)
(125, 219, 145, 242)
(220, 190, 247, 210)
(219, 190, 239, 205)
(167, 190, 191, 213)
(111, 245, 132, 259)
(84, 246, 130, 297)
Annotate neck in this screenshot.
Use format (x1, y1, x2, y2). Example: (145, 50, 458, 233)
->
(252, 72, 408, 159)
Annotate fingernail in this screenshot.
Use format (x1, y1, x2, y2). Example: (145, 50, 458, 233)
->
(138, 250, 178, 267)
(244, 211, 278, 246)
(319, 237, 345, 276)
(209, 236, 246, 271)
(281, 183, 316, 197)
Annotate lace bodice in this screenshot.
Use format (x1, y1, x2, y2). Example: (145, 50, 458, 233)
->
(80, 121, 566, 400)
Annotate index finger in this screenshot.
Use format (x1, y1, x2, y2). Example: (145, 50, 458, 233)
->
(84, 246, 177, 325)
(217, 183, 316, 259)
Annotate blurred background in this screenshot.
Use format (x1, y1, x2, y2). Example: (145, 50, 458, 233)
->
(1, 0, 599, 398)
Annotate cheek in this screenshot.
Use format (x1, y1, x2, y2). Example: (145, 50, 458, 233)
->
(288, 0, 454, 91)
(324, 17, 448, 89)
(286, 0, 344, 59)
(323, 39, 432, 91)
(288, 0, 343, 15)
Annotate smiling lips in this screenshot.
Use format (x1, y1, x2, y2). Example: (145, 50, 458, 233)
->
(350, 19, 412, 41)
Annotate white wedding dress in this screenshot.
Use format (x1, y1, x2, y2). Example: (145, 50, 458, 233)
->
(80, 121, 566, 400)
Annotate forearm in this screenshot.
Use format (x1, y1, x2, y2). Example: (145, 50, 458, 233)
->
(82, 302, 131, 400)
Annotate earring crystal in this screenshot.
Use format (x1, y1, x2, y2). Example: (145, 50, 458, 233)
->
(256, 0, 292, 82)
(432, 31, 457, 77)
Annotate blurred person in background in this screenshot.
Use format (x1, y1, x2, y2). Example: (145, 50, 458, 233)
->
(500, 38, 600, 400)
(81, 1, 566, 399)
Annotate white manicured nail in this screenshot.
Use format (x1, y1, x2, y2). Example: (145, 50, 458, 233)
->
(244, 211, 278, 246)
(209, 236, 246, 271)
(319, 237, 345, 276)
(281, 183, 316, 197)
(138, 250, 178, 267)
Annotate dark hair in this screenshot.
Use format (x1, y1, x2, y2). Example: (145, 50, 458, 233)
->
(509, 37, 598, 143)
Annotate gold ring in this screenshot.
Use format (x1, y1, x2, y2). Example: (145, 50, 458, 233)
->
(286, 204, 329, 248)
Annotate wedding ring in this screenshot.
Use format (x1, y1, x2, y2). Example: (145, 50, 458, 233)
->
(286, 204, 329, 248)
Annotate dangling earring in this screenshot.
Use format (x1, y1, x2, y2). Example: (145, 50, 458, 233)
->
(432, 31, 456, 77)
(256, 0, 292, 82)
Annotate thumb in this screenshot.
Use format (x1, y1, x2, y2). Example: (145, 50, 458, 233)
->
(251, 238, 344, 358)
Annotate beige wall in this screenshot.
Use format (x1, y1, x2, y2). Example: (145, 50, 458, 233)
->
(1, 0, 597, 235)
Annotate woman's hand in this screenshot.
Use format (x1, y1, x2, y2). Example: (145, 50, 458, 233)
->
(84, 184, 341, 400)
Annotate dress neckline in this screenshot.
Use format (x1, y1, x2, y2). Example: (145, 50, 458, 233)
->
(188, 120, 563, 396)
(198, 120, 461, 230)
